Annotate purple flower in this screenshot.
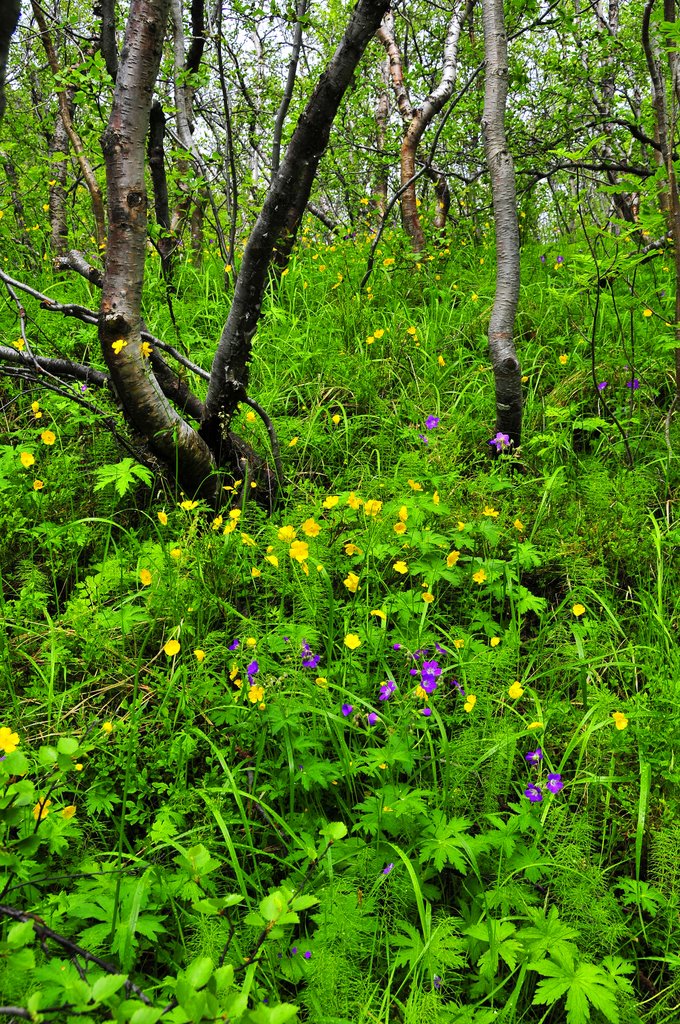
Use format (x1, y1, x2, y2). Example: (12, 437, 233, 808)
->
(228, 639, 240, 651)
(421, 707, 432, 717)
(556, 255, 564, 264)
(597, 381, 608, 391)
(489, 431, 510, 453)
(303, 951, 312, 960)
(626, 378, 640, 390)
(540, 254, 546, 264)
(382, 863, 394, 875)
(301, 642, 321, 668)
(434, 643, 448, 655)
(80, 383, 88, 393)
(418, 434, 429, 444)
(341, 704, 353, 716)
(450, 678, 465, 695)
(247, 660, 259, 683)
(379, 679, 397, 701)
(392, 643, 401, 650)
(525, 748, 543, 765)
(290, 946, 298, 956)
(433, 975, 442, 990)
(367, 713, 378, 726)
(524, 784, 543, 802)
(421, 678, 438, 695)
(421, 660, 441, 689)
(546, 773, 564, 794)
(425, 415, 440, 430)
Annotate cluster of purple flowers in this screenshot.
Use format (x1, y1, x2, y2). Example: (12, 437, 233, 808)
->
(523, 746, 564, 802)
(301, 641, 320, 669)
(489, 431, 511, 453)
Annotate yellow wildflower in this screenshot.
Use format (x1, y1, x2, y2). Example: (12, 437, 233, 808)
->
(370, 609, 386, 621)
(241, 533, 256, 546)
(164, 638, 181, 656)
(612, 711, 629, 730)
(62, 805, 77, 820)
(278, 525, 297, 542)
(433, 490, 440, 505)
(0, 727, 20, 754)
(394, 522, 407, 535)
(559, 353, 568, 365)
(344, 543, 362, 556)
(446, 550, 460, 567)
(643, 309, 653, 317)
(180, 499, 198, 510)
(344, 633, 361, 650)
(363, 499, 382, 517)
(508, 681, 524, 699)
(483, 506, 499, 517)
(112, 339, 127, 354)
(33, 799, 52, 821)
(331, 415, 341, 425)
(463, 695, 477, 713)
(246, 410, 257, 423)
(393, 560, 408, 574)
(301, 518, 320, 537)
(490, 637, 500, 647)
(194, 649, 206, 662)
(472, 569, 487, 584)
(407, 479, 423, 492)
(374, 328, 385, 338)
(288, 436, 299, 447)
(102, 722, 113, 734)
(398, 505, 408, 522)
(33, 479, 44, 491)
(248, 684, 264, 703)
(453, 639, 464, 649)
(323, 495, 339, 508)
(422, 592, 434, 603)
(344, 572, 360, 593)
(289, 540, 309, 562)
(40, 430, 56, 446)
(572, 603, 586, 617)
(265, 554, 279, 567)
(158, 511, 168, 525)
(141, 341, 153, 358)
(438, 354, 446, 367)
(251, 567, 261, 578)
(139, 568, 152, 586)
(513, 518, 523, 531)
(347, 492, 363, 509)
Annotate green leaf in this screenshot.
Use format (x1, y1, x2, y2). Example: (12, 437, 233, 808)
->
(185, 956, 213, 989)
(531, 957, 620, 1024)
(91, 973, 128, 1002)
(319, 821, 347, 842)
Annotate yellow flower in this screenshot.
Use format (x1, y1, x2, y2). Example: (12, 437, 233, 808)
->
(446, 550, 460, 567)
(75, 763, 84, 771)
(382, 257, 394, 266)
(393, 560, 408, 574)
(612, 711, 629, 730)
(33, 799, 52, 821)
(370, 609, 386, 621)
(407, 326, 417, 336)
(483, 506, 499, 517)
(471, 293, 478, 302)
(366, 335, 375, 345)
(572, 603, 586, 617)
(374, 328, 385, 338)
(278, 525, 297, 542)
(170, 547, 182, 558)
(13, 337, 25, 351)
(331, 414, 341, 426)
(453, 639, 464, 649)
(223, 521, 236, 535)
(288, 436, 299, 447)
(323, 495, 339, 508)
(229, 508, 242, 520)
(513, 518, 523, 531)
(528, 721, 543, 730)
(407, 479, 423, 492)
(344, 542, 362, 556)
(40, 430, 56, 446)
(289, 540, 309, 562)
(158, 511, 168, 525)
(241, 533, 256, 546)
(438, 355, 446, 367)
(360, 197, 369, 205)
(246, 637, 257, 647)
(415, 685, 428, 699)
(559, 353, 568, 365)
(164, 638, 181, 656)
(347, 492, 363, 509)
(248, 684, 264, 703)
(246, 410, 257, 423)
(180, 499, 198, 510)
(508, 681, 524, 699)
(490, 636, 500, 647)
(31, 400, 41, 416)
(0, 727, 20, 754)
(33, 479, 44, 491)
(398, 506, 408, 522)
(251, 567, 261, 578)
(394, 522, 407, 535)
(102, 721, 113, 734)
(265, 554, 279, 567)
(194, 649, 206, 662)
(112, 339, 128, 354)
(422, 592, 434, 603)
(472, 569, 487, 584)
(315, 677, 328, 687)
(643, 308, 653, 317)
(141, 341, 153, 357)
(363, 499, 382, 517)
(344, 633, 361, 650)
(212, 515, 223, 531)
(62, 805, 77, 820)
(344, 572, 360, 593)
(463, 695, 477, 713)
(301, 518, 320, 537)
(139, 568, 152, 586)
(433, 490, 440, 505)
(458, 521, 466, 530)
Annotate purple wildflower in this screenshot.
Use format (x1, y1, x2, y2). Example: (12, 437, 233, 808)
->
(341, 704, 353, 716)
(421, 707, 432, 717)
(540, 254, 546, 264)
(80, 383, 88, 393)
(290, 946, 298, 956)
(382, 863, 394, 875)
(421, 660, 441, 689)
(418, 434, 429, 444)
(597, 381, 608, 391)
(556, 255, 564, 264)
(367, 713, 378, 726)
(525, 748, 543, 765)
(421, 678, 438, 695)
(524, 784, 543, 802)
(433, 975, 442, 990)
(489, 431, 510, 453)
(228, 639, 240, 651)
(426, 415, 440, 430)
(546, 773, 564, 794)
(434, 643, 449, 655)
(626, 379, 640, 390)
(246, 660, 259, 683)
(303, 951, 312, 960)
(392, 643, 401, 651)
(379, 679, 397, 701)
(450, 678, 465, 696)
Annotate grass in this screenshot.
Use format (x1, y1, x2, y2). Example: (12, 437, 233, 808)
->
(0, 222, 679, 1023)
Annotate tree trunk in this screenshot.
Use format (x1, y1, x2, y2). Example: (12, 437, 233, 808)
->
(481, 0, 522, 447)
(99, 0, 214, 496)
(0, 0, 20, 125)
(201, 0, 391, 455)
(49, 95, 71, 258)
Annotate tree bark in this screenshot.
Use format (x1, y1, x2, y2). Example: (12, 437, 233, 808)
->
(0, 0, 20, 125)
(201, 0, 391, 454)
(481, 0, 522, 447)
(99, 0, 214, 495)
(271, 0, 308, 176)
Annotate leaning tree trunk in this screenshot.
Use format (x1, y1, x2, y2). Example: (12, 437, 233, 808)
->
(0, 0, 20, 125)
(481, 0, 522, 448)
(201, 0, 391, 457)
(99, 0, 214, 495)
